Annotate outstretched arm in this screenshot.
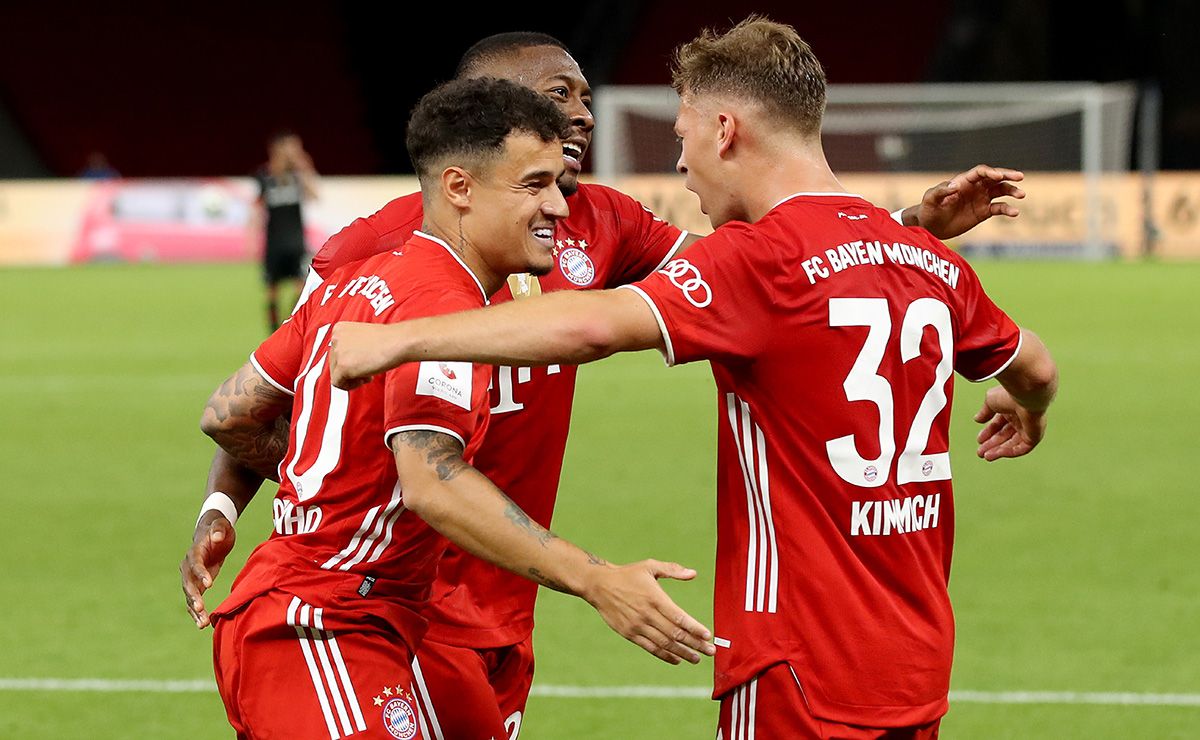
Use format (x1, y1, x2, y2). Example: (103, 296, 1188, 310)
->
(393, 429, 713, 665)
(330, 288, 662, 389)
(975, 328, 1058, 461)
(897, 165, 1026, 240)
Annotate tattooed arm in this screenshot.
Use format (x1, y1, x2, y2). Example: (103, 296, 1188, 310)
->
(392, 430, 715, 666)
(200, 362, 292, 480)
(182, 362, 292, 629)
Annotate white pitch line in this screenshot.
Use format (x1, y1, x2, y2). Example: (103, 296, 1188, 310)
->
(948, 690, 1200, 707)
(0, 678, 214, 693)
(530, 687, 1200, 707)
(532, 685, 710, 699)
(0, 679, 1197, 707)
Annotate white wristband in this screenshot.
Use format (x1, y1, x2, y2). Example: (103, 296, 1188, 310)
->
(197, 492, 239, 528)
(890, 208, 907, 225)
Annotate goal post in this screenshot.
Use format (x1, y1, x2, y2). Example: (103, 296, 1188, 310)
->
(593, 82, 1144, 258)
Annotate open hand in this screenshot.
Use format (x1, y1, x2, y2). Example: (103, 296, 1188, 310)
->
(180, 512, 236, 629)
(918, 165, 1025, 240)
(975, 385, 1047, 461)
(584, 559, 715, 665)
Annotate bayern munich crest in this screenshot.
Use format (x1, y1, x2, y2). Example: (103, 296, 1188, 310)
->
(558, 247, 595, 286)
(373, 685, 418, 739)
(383, 697, 417, 739)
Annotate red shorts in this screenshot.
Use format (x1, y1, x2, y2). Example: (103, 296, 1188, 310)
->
(409, 636, 535, 740)
(717, 662, 941, 740)
(213, 589, 426, 739)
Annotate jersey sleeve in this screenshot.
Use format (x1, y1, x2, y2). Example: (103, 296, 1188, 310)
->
(602, 187, 688, 287)
(310, 193, 423, 279)
(379, 286, 491, 450)
(309, 216, 383, 280)
(381, 360, 491, 450)
(619, 224, 776, 366)
(250, 299, 310, 395)
(952, 259, 1023, 381)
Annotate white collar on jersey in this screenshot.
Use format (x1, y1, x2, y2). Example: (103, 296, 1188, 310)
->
(412, 230, 490, 305)
(770, 191, 864, 211)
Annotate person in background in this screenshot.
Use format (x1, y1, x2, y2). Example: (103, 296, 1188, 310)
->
(253, 129, 318, 330)
(78, 151, 119, 180)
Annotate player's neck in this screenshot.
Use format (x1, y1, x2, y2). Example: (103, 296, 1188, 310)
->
(419, 220, 506, 297)
(740, 145, 845, 222)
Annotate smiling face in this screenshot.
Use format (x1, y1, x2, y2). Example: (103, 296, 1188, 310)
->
(467, 45, 593, 196)
(464, 131, 569, 278)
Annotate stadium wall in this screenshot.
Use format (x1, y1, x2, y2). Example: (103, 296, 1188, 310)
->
(3, 174, 1199, 267)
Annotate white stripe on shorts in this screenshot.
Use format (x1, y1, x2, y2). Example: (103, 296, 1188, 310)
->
(286, 597, 367, 738)
(726, 678, 760, 740)
(411, 655, 446, 740)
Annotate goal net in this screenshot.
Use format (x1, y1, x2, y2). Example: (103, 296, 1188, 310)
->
(593, 82, 1141, 258)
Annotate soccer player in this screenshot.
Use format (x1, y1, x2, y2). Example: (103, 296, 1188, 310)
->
(183, 78, 713, 739)
(192, 33, 1025, 740)
(327, 18, 1060, 739)
(254, 129, 318, 330)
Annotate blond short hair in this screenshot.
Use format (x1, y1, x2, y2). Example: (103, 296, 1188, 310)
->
(671, 15, 826, 136)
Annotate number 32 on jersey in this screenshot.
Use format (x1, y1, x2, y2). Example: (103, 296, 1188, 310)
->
(826, 297, 954, 488)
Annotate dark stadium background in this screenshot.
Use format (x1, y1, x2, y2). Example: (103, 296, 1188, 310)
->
(2, 0, 1198, 178)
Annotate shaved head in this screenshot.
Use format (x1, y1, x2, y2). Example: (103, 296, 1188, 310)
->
(452, 33, 593, 196)
(456, 32, 568, 80)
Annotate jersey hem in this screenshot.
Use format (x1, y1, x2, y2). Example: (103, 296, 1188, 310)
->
(413, 231, 490, 305)
(617, 284, 676, 366)
(771, 192, 865, 210)
(422, 619, 534, 649)
(966, 331, 1024, 382)
(249, 353, 295, 396)
(716, 658, 949, 728)
(652, 230, 690, 271)
(384, 423, 466, 451)
(294, 269, 323, 312)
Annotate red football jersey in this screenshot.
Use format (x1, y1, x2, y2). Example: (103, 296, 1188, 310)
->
(308, 184, 687, 646)
(625, 193, 1021, 727)
(214, 232, 494, 652)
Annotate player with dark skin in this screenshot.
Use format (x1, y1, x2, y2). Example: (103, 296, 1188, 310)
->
(182, 33, 1028, 691)
(182, 38, 1027, 738)
(190, 80, 717, 683)
(325, 20, 1057, 737)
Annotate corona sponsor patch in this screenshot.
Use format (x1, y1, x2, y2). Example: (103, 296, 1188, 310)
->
(415, 361, 472, 410)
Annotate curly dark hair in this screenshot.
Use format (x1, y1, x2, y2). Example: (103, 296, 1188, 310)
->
(406, 77, 569, 183)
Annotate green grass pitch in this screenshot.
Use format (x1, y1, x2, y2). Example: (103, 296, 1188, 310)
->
(0, 260, 1196, 738)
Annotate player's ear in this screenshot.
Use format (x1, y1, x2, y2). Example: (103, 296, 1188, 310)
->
(716, 112, 736, 158)
(441, 166, 472, 208)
